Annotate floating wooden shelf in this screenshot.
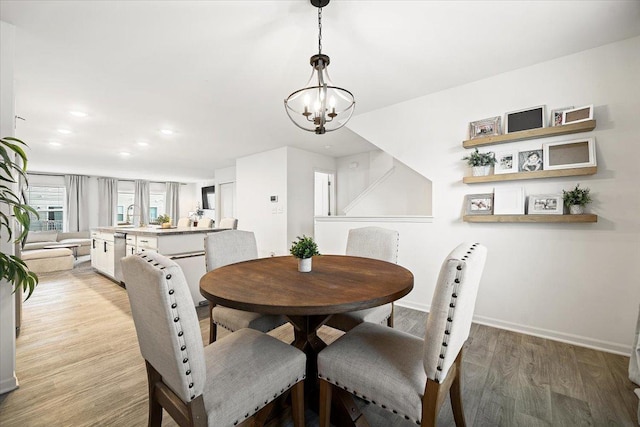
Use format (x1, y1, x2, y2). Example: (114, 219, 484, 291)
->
(462, 120, 596, 149)
(463, 166, 597, 184)
(463, 214, 598, 223)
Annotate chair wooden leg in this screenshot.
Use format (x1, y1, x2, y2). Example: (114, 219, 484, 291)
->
(291, 381, 306, 427)
(208, 302, 217, 344)
(319, 379, 332, 427)
(449, 354, 467, 427)
(421, 380, 439, 427)
(145, 361, 163, 427)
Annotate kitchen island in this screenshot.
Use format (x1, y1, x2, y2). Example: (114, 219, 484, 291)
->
(91, 226, 220, 306)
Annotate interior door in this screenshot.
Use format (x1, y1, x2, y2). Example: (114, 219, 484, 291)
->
(219, 182, 235, 219)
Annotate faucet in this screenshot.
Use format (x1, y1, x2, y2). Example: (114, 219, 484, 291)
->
(126, 204, 140, 225)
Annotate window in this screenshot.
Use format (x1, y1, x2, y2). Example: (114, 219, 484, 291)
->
(116, 190, 166, 223)
(24, 186, 66, 231)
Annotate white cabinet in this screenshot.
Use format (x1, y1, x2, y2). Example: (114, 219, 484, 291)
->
(91, 231, 115, 278)
(136, 236, 158, 253)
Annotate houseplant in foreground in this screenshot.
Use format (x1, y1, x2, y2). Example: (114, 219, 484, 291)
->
(1, 136, 39, 298)
(562, 184, 592, 214)
(156, 214, 172, 228)
(462, 148, 497, 176)
(290, 235, 320, 273)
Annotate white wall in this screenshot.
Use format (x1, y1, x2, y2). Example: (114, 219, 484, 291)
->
(0, 20, 18, 394)
(287, 147, 336, 247)
(236, 148, 288, 257)
(343, 36, 640, 354)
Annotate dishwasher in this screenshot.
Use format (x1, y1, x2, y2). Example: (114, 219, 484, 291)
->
(113, 231, 127, 284)
(170, 252, 208, 307)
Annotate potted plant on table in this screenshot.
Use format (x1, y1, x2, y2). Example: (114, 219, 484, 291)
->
(562, 184, 592, 215)
(1, 136, 39, 299)
(290, 235, 320, 273)
(462, 148, 496, 176)
(156, 214, 172, 228)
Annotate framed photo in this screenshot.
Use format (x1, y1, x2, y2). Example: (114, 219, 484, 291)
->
(494, 150, 518, 174)
(464, 193, 494, 216)
(543, 138, 596, 170)
(562, 104, 593, 125)
(493, 187, 525, 215)
(527, 194, 563, 215)
(518, 149, 544, 172)
(469, 116, 501, 139)
(550, 106, 574, 127)
(505, 105, 546, 133)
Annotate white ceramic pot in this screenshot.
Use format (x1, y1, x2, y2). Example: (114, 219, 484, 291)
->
(569, 205, 585, 215)
(298, 257, 312, 273)
(472, 165, 491, 177)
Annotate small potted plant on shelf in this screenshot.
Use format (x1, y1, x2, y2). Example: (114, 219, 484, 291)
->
(462, 148, 496, 176)
(156, 214, 172, 228)
(290, 235, 320, 273)
(562, 184, 592, 214)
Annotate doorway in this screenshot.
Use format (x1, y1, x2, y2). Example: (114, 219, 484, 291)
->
(314, 171, 336, 216)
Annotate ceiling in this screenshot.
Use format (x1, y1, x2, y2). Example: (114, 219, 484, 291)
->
(2, 1, 639, 183)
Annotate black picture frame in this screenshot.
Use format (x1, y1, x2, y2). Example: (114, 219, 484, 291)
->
(201, 185, 215, 210)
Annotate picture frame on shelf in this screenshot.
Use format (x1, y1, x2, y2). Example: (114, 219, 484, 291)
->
(562, 104, 593, 125)
(464, 193, 494, 216)
(527, 194, 563, 215)
(550, 106, 574, 127)
(469, 116, 501, 139)
(494, 150, 518, 174)
(543, 138, 596, 170)
(518, 149, 544, 172)
(505, 105, 546, 133)
(494, 187, 525, 215)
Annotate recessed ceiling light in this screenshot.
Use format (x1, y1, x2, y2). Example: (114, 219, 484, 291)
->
(49, 142, 61, 147)
(324, 145, 332, 149)
(120, 152, 131, 156)
(160, 129, 173, 135)
(137, 141, 149, 147)
(57, 129, 72, 134)
(69, 111, 87, 117)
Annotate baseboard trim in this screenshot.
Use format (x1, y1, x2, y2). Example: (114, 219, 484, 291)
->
(0, 375, 19, 395)
(395, 301, 631, 356)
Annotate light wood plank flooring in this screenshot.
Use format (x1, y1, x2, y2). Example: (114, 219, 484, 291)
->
(0, 260, 636, 426)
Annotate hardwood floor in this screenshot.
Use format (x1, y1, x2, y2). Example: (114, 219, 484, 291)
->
(0, 259, 636, 426)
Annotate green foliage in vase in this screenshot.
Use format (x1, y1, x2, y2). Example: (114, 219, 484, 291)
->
(289, 235, 320, 259)
(462, 148, 497, 166)
(156, 214, 171, 224)
(1, 136, 39, 299)
(562, 184, 592, 207)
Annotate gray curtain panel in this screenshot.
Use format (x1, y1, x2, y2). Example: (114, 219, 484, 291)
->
(165, 182, 180, 226)
(64, 175, 89, 232)
(134, 180, 150, 226)
(98, 177, 118, 226)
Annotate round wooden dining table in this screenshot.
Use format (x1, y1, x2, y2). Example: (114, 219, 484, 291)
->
(199, 254, 414, 420)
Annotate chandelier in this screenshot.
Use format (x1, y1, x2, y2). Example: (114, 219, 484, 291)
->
(284, 0, 355, 135)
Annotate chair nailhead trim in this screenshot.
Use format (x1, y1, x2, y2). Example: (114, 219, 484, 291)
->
(168, 289, 174, 295)
(166, 273, 172, 279)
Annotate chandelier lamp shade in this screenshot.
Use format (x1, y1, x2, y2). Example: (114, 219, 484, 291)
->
(284, 0, 355, 135)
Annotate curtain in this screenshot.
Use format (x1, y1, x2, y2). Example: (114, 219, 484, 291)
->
(64, 175, 89, 232)
(134, 180, 150, 226)
(98, 178, 118, 226)
(165, 182, 180, 226)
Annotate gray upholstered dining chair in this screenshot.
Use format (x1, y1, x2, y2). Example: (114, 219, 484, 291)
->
(217, 217, 238, 230)
(121, 251, 306, 427)
(204, 230, 288, 344)
(325, 226, 399, 332)
(318, 242, 487, 427)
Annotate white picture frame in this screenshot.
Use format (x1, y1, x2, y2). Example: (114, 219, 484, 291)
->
(527, 194, 563, 215)
(494, 150, 518, 174)
(505, 105, 546, 134)
(543, 138, 596, 170)
(469, 116, 501, 139)
(562, 104, 594, 125)
(550, 106, 574, 127)
(493, 187, 525, 215)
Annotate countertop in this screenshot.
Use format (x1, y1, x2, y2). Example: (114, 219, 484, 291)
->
(93, 226, 221, 236)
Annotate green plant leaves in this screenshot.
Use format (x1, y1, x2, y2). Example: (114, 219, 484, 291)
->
(290, 235, 320, 259)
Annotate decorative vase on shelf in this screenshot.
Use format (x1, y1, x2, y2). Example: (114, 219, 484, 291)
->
(472, 165, 491, 177)
(298, 257, 312, 273)
(161, 222, 172, 229)
(569, 205, 585, 215)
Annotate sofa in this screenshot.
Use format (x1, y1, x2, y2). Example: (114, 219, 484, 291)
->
(21, 248, 74, 273)
(23, 231, 91, 257)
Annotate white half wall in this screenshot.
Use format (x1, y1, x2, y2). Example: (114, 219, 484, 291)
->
(344, 36, 640, 354)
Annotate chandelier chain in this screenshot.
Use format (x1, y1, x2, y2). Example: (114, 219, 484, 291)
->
(318, 7, 322, 55)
